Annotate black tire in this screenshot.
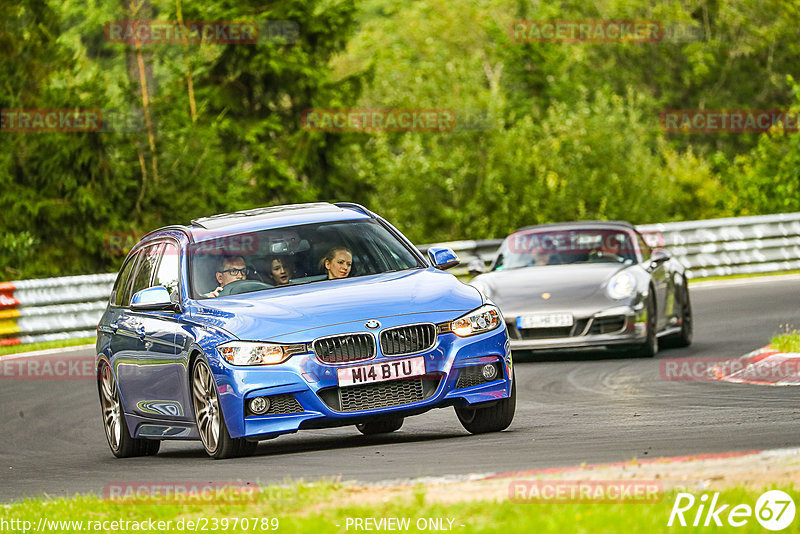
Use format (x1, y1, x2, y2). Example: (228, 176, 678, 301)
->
(240, 439, 259, 456)
(663, 280, 693, 348)
(631, 294, 658, 358)
(191, 358, 256, 459)
(98, 362, 161, 458)
(356, 417, 404, 435)
(455, 373, 516, 434)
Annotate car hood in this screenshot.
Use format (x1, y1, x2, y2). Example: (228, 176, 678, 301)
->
(472, 263, 633, 315)
(189, 268, 481, 341)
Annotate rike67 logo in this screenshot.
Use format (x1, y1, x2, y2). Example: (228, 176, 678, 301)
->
(668, 490, 796, 531)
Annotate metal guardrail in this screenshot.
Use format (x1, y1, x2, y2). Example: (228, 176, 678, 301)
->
(0, 274, 114, 347)
(638, 212, 800, 278)
(2, 213, 799, 347)
(421, 212, 800, 279)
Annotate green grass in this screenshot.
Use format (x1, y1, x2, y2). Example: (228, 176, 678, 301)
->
(688, 269, 800, 283)
(1, 482, 797, 533)
(0, 337, 95, 356)
(771, 332, 800, 353)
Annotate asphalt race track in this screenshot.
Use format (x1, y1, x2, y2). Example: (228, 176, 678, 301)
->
(1, 276, 798, 501)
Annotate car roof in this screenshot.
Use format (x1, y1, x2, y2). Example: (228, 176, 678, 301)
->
(513, 220, 636, 233)
(140, 202, 376, 243)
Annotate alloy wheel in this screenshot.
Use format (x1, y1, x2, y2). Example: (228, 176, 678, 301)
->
(192, 360, 221, 454)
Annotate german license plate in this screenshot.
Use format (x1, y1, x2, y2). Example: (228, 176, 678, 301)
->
(337, 356, 426, 387)
(517, 312, 574, 329)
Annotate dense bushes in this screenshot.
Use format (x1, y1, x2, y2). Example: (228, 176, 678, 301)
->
(1, 0, 799, 278)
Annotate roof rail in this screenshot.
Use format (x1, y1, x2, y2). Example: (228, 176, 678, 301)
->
(333, 202, 376, 218)
(190, 203, 335, 229)
(139, 225, 191, 241)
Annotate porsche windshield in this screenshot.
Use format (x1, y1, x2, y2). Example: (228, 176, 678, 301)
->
(189, 219, 423, 299)
(492, 228, 637, 271)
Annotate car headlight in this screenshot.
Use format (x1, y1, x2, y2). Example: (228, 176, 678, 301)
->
(606, 271, 636, 300)
(438, 304, 502, 337)
(217, 341, 307, 366)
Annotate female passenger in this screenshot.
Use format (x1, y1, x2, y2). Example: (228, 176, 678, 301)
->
(320, 247, 352, 279)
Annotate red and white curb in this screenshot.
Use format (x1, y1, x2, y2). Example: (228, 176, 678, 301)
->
(714, 345, 800, 385)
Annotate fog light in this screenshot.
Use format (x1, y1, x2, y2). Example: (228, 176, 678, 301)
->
(481, 363, 498, 381)
(249, 396, 270, 415)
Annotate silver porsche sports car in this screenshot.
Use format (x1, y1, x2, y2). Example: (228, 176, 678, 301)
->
(469, 222, 692, 356)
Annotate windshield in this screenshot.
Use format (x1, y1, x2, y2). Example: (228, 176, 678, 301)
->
(189, 219, 423, 299)
(492, 228, 637, 271)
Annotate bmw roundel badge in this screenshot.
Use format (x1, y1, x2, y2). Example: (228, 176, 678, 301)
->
(365, 320, 381, 329)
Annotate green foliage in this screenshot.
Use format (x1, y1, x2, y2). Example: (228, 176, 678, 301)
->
(722, 77, 800, 215)
(0, 0, 363, 279)
(330, 0, 730, 242)
(1, 0, 798, 278)
(771, 332, 800, 353)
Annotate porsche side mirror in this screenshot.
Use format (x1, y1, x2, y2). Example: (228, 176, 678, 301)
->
(649, 248, 671, 269)
(466, 259, 485, 276)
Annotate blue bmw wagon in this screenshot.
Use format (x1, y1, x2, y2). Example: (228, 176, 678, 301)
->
(97, 202, 514, 459)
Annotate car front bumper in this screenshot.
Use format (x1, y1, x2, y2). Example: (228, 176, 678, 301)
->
(212, 326, 512, 439)
(505, 305, 648, 351)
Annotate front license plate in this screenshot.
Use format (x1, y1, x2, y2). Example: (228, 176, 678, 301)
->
(337, 356, 426, 387)
(517, 312, 574, 329)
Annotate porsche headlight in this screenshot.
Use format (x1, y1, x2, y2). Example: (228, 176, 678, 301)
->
(217, 341, 307, 366)
(438, 304, 502, 337)
(606, 272, 636, 300)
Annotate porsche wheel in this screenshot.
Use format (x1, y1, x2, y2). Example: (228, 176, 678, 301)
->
(664, 280, 692, 348)
(632, 294, 658, 358)
(99, 362, 160, 458)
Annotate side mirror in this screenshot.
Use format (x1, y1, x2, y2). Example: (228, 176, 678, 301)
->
(466, 259, 485, 276)
(427, 247, 460, 270)
(131, 286, 178, 312)
(649, 248, 671, 269)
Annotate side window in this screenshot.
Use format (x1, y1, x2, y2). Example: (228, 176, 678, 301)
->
(154, 242, 180, 298)
(111, 254, 138, 306)
(128, 244, 163, 300)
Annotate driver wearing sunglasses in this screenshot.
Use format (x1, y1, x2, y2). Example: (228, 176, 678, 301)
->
(206, 255, 249, 298)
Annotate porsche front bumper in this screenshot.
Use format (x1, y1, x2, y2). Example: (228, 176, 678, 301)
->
(505, 305, 648, 351)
